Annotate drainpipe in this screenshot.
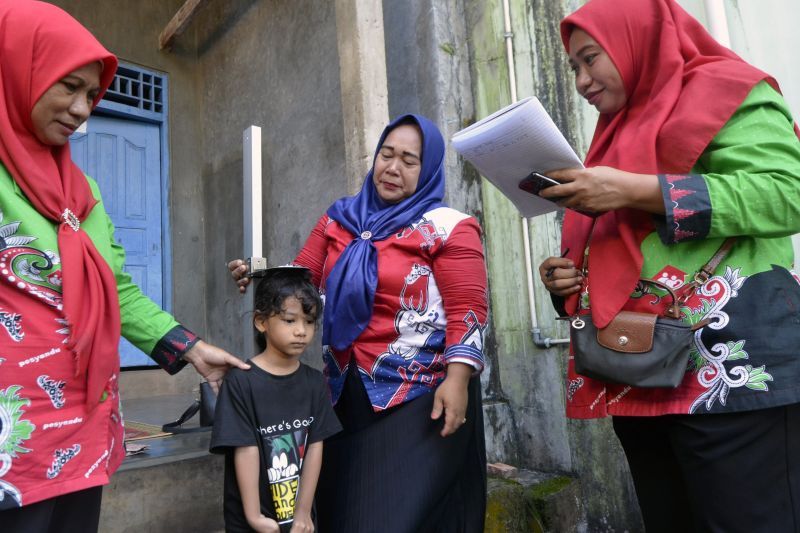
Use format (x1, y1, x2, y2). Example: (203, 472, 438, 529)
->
(703, 0, 731, 47)
(501, 0, 569, 349)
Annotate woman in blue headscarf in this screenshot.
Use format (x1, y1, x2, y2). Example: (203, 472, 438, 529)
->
(230, 114, 488, 531)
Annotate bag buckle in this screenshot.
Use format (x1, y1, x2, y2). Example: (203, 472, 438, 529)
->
(571, 317, 586, 330)
(693, 269, 711, 285)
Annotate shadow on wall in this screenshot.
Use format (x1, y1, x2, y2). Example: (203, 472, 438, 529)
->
(196, 0, 260, 56)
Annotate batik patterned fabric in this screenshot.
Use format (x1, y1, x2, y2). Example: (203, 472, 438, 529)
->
(294, 206, 488, 411)
(565, 82, 800, 419)
(0, 166, 195, 508)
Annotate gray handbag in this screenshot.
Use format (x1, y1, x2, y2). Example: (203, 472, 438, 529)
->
(568, 238, 734, 388)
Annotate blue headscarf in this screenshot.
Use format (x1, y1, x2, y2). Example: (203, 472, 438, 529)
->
(324, 114, 446, 351)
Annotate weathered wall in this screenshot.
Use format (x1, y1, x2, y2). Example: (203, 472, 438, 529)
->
(49, 0, 208, 396)
(383, 0, 481, 215)
(192, 0, 346, 366)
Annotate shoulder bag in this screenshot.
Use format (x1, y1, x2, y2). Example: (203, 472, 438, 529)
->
(567, 237, 735, 388)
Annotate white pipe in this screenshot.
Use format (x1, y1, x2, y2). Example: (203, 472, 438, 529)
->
(502, 0, 518, 104)
(704, 0, 731, 48)
(501, 0, 538, 331)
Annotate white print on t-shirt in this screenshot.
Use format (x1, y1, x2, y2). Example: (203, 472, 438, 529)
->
(258, 416, 314, 435)
(268, 451, 299, 483)
(266, 430, 308, 525)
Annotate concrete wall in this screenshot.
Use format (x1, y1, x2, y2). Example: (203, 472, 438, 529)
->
(383, 0, 481, 216)
(192, 0, 346, 366)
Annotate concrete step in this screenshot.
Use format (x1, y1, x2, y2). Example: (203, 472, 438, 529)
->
(99, 393, 225, 533)
(486, 468, 586, 533)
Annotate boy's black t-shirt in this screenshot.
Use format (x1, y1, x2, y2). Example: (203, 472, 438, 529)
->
(210, 362, 342, 532)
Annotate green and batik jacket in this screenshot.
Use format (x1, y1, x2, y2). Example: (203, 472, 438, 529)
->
(566, 81, 800, 418)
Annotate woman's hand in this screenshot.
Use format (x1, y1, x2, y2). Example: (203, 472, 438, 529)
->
(182, 340, 250, 393)
(538, 257, 583, 297)
(290, 512, 314, 532)
(431, 363, 471, 437)
(540, 166, 664, 215)
(228, 259, 251, 294)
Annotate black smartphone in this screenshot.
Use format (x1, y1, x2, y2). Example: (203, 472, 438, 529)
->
(518, 171, 599, 218)
(518, 172, 561, 196)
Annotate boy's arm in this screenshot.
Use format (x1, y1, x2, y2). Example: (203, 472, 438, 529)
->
(234, 446, 280, 533)
(290, 441, 323, 533)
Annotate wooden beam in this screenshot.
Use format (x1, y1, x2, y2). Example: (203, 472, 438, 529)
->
(159, 0, 208, 51)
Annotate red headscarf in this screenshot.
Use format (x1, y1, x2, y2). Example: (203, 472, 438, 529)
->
(559, 0, 780, 327)
(0, 1, 119, 408)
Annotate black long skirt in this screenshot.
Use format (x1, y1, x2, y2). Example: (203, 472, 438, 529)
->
(316, 365, 487, 533)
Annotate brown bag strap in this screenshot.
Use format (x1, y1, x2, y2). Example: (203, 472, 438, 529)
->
(581, 220, 737, 316)
(696, 237, 737, 283)
(670, 237, 737, 313)
(637, 277, 681, 318)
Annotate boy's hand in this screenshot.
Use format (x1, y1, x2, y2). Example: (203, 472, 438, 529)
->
(248, 514, 280, 533)
(289, 512, 314, 532)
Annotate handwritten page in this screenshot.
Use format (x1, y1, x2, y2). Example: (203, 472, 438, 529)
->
(451, 97, 583, 218)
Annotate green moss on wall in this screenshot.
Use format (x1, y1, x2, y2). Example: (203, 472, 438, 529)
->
(439, 42, 456, 55)
(485, 478, 546, 533)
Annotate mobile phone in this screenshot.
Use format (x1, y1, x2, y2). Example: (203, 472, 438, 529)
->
(518, 172, 561, 196)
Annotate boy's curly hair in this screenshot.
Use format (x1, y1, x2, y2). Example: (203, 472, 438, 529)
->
(253, 268, 322, 352)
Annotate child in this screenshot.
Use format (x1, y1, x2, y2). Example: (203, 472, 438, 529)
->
(211, 267, 341, 533)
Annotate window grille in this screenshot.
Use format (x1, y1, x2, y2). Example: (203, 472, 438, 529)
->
(104, 65, 164, 115)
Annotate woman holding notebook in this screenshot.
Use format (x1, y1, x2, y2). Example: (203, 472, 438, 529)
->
(538, 0, 800, 531)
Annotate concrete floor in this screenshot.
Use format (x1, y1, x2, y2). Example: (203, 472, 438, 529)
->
(100, 393, 225, 533)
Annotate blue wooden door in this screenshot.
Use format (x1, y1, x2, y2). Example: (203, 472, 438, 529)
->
(71, 116, 164, 368)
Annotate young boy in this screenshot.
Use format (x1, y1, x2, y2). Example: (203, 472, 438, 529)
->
(211, 267, 341, 533)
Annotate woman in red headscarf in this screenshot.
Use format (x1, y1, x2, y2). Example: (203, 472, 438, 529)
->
(538, 0, 800, 530)
(0, 3, 248, 532)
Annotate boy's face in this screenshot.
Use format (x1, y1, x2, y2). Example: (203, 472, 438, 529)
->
(254, 296, 316, 358)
